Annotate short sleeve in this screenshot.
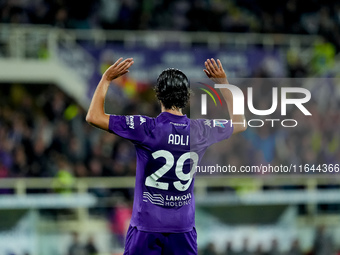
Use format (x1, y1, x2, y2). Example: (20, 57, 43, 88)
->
(191, 119, 234, 147)
(108, 115, 151, 144)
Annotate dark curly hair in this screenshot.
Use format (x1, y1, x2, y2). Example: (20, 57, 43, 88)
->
(155, 68, 190, 110)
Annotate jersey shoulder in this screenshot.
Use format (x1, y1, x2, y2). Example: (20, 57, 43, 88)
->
(190, 118, 213, 132)
(129, 115, 156, 133)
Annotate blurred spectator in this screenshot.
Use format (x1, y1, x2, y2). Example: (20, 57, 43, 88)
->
(88, 158, 103, 177)
(254, 243, 265, 255)
(311, 38, 336, 75)
(67, 137, 85, 162)
(287, 239, 303, 255)
(110, 202, 132, 247)
(52, 155, 75, 194)
(287, 50, 308, 78)
(99, 0, 121, 29)
(313, 225, 335, 255)
(266, 239, 281, 255)
(224, 241, 237, 255)
(49, 120, 70, 155)
(74, 162, 88, 178)
(66, 0, 96, 29)
(10, 145, 29, 177)
(202, 242, 219, 255)
(68, 232, 85, 255)
(84, 235, 98, 255)
(239, 238, 251, 255)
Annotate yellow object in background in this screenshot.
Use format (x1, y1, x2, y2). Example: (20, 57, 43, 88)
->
(64, 104, 79, 121)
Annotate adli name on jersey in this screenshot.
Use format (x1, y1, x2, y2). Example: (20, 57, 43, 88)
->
(168, 134, 189, 146)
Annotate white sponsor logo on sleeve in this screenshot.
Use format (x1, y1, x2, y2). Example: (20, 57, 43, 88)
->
(140, 116, 146, 125)
(126, 116, 134, 129)
(204, 119, 212, 128)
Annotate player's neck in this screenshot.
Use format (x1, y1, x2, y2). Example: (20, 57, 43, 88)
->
(161, 105, 183, 116)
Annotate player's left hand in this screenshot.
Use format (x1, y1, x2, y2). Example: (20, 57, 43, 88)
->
(203, 58, 228, 84)
(102, 57, 134, 82)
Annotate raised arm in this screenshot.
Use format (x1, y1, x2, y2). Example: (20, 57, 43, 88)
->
(203, 58, 247, 134)
(86, 57, 134, 131)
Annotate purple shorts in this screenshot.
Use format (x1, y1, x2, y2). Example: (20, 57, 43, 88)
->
(123, 225, 197, 255)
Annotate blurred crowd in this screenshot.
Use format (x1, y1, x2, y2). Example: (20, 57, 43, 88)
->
(199, 76, 340, 179)
(0, 72, 340, 185)
(201, 226, 338, 255)
(67, 232, 98, 255)
(201, 239, 302, 255)
(0, 83, 158, 189)
(1, 0, 340, 51)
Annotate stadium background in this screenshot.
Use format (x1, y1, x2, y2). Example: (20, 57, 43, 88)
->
(0, 0, 340, 254)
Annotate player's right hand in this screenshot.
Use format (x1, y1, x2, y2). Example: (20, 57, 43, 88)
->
(203, 58, 228, 84)
(102, 57, 134, 82)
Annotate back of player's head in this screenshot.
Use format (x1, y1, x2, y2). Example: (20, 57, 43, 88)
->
(155, 68, 190, 109)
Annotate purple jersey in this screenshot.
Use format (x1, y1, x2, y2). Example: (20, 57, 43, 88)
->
(109, 112, 233, 232)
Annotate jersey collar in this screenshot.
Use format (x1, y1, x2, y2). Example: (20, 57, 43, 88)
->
(158, 112, 188, 122)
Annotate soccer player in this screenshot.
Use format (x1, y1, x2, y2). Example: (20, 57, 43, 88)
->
(86, 57, 247, 255)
